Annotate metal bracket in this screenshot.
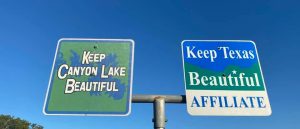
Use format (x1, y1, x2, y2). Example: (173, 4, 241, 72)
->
(132, 95, 186, 129)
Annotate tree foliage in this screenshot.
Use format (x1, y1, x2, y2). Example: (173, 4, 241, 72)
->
(0, 115, 43, 129)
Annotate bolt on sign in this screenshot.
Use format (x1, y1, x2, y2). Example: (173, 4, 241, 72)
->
(181, 40, 271, 116)
(43, 38, 134, 116)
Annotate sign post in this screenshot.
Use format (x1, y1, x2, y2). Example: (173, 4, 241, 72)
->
(43, 38, 134, 116)
(182, 40, 271, 116)
(132, 95, 186, 129)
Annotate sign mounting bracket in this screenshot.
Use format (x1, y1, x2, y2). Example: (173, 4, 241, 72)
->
(132, 95, 186, 129)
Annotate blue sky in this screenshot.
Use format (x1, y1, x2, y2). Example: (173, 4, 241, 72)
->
(0, 0, 299, 128)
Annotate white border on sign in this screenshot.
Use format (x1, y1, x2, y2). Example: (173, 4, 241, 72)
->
(43, 38, 135, 116)
(181, 40, 272, 116)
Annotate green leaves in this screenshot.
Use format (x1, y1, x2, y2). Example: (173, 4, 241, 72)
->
(0, 115, 43, 129)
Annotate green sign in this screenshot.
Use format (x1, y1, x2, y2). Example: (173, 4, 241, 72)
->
(43, 38, 134, 116)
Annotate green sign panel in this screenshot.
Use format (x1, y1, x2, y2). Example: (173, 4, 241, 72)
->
(43, 38, 134, 116)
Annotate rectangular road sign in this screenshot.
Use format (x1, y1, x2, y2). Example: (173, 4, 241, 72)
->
(43, 38, 134, 116)
(182, 40, 271, 116)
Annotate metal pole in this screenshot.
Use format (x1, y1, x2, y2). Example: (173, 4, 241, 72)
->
(132, 95, 186, 129)
(132, 95, 186, 103)
(153, 97, 166, 129)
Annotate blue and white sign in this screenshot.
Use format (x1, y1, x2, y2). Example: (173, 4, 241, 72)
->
(181, 40, 271, 116)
